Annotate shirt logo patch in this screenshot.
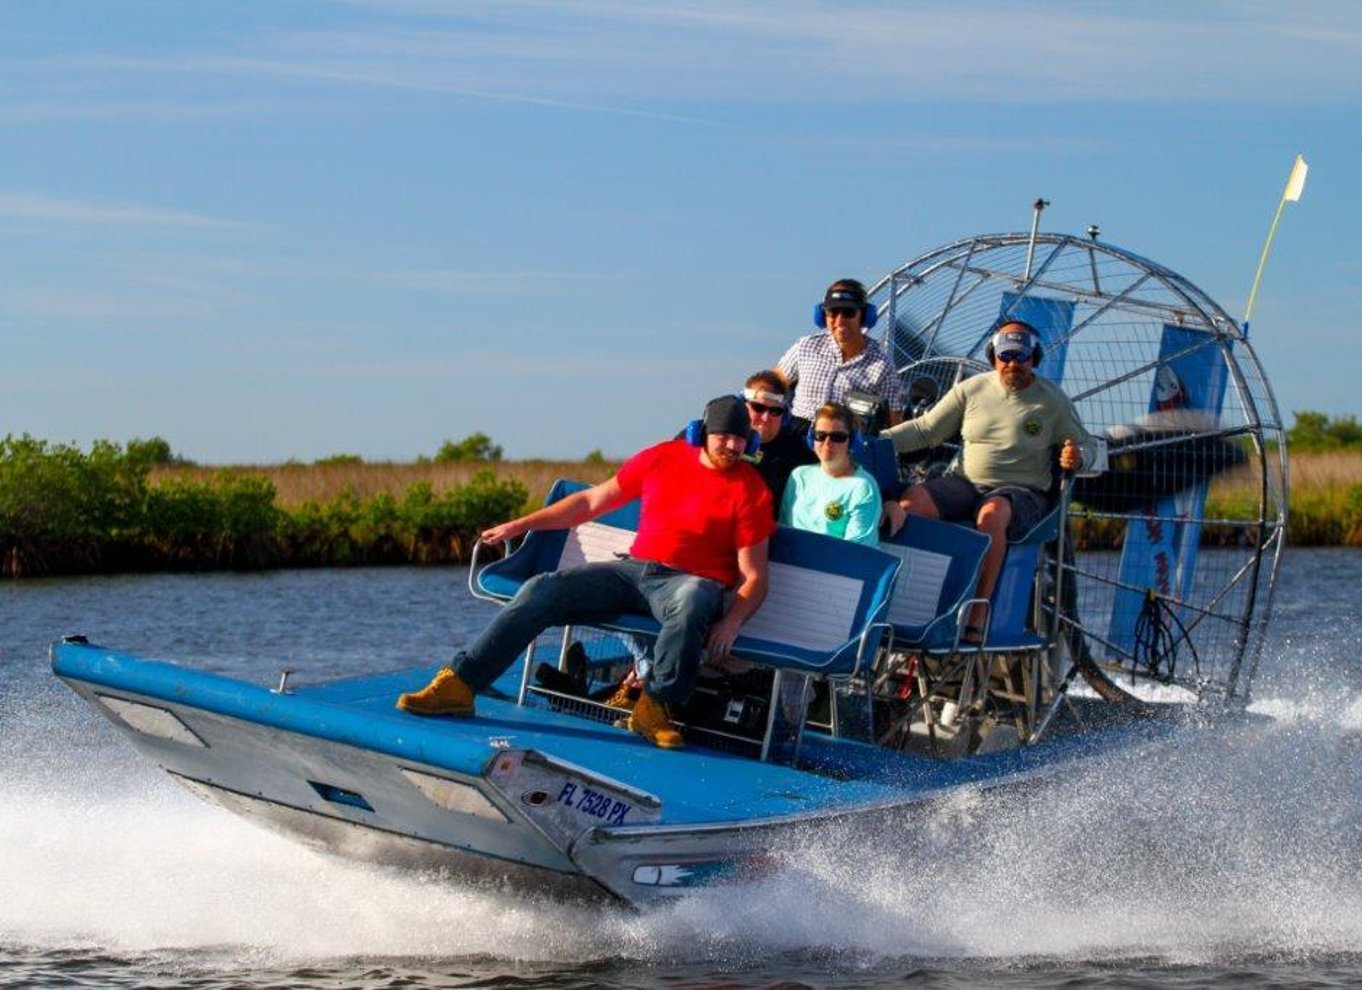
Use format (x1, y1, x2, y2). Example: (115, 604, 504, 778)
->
(1023, 418, 1043, 437)
(824, 501, 844, 521)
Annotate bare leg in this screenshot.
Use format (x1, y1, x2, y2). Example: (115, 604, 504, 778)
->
(968, 495, 1013, 634)
(901, 485, 940, 519)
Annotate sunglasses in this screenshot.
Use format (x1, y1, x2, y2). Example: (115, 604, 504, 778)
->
(825, 306, 861, 319)
(812, 430, 851, 444)
(746, 401, 786, 417)
(996, 350, 1033, 364)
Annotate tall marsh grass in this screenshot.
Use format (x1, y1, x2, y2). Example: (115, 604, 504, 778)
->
(1264, 450, 1362, 546)
(1070, 452, 1362, 549)
(150, 459, 618, 510)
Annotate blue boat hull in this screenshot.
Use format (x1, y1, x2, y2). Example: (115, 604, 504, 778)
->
(51, 637, 1193, 908)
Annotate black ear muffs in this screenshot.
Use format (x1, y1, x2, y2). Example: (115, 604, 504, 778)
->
(813, 303, 880, 330)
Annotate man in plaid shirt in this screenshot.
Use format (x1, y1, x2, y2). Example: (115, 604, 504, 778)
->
(776, 278, 904, 430)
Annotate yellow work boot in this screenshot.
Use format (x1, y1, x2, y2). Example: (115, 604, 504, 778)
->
(627, 692, 684, 750)
(396, 667, 475, 717)
(601, 679, 638, 712)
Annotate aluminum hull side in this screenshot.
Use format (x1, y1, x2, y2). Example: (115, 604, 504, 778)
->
(59, 675, 590, 874)
(173, 774, 611, 903)
(49, 638, 606, 889)
(51, 638, 1203, 909)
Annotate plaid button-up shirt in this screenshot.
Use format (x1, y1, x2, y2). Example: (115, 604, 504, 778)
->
(776, 332, 905, 421)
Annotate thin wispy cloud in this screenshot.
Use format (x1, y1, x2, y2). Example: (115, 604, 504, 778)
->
(5, 1, 1359, 126)
(203, 55, 719, 124)
(315, 0, 1362, 104)
(303, 349, 726, 382)
(15, 51, 718, 127)
(7, 284, 228, 325)
(377, 270, 634, 293)
(0, 193, 252, 230)
(0, 96, 335, 124)
(765, 132, 1119, 157)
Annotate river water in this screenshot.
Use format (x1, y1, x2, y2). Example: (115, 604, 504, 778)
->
(2, 551, 1361, 988)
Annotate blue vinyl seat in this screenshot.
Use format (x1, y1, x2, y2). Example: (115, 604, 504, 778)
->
(979, 499, 1066, 652)
(879, 515, 990, 652)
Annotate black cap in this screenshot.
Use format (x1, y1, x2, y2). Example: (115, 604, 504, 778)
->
(823, 280, 867, 311)
(702, 395, 751, 437)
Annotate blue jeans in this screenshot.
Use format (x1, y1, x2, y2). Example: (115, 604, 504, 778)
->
(453, 559, 726, 705)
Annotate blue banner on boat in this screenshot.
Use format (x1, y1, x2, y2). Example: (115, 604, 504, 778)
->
(998, 291, 1074, 382)
(1107, 326, 1230, 656)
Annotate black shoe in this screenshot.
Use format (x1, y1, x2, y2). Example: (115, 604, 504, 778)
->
(534, 661, 588, 696)
(564, 641, 588, 685)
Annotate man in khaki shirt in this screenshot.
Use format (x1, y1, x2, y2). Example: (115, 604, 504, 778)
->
(880, 320, 1097, 642)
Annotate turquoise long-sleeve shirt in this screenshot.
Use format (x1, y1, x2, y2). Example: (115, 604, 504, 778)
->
(779, 464, 882, 545)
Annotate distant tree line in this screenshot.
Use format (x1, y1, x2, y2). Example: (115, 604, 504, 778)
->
(1287, 411, 1362, 452)
(312, 432, 607, 466)
(429, 432, 503, 463)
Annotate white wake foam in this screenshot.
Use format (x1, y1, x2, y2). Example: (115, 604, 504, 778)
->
(4, 687, 1362, 968)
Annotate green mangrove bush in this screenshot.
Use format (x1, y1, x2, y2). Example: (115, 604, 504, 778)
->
(0, 436, 528, 577)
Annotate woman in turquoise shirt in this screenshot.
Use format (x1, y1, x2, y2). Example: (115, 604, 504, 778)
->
(780, 401, 882, 545)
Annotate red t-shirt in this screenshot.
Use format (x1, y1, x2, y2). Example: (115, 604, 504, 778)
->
(615, 439, 774, 587)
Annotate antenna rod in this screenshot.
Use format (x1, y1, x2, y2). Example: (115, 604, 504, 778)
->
(1243, 154, 1308, 337)
(1024, 198, 1049, 280)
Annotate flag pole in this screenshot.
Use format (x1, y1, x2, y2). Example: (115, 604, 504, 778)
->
(1023, 197, 1049, 281)
(1243, 154, 1308, 337)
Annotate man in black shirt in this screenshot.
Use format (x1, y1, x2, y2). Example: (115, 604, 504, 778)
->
(740, 369, 816, 513)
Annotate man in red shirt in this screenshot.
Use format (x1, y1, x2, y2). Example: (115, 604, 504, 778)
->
(397, 395, 774, 749)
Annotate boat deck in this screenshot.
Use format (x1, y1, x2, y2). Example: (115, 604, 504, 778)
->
(292, 661, 1131, 827)
(294, 662, 923, 825)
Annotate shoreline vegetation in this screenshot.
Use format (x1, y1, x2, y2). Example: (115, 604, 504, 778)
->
(2, 433, 1360, 578)
(0, 435, 616, 578)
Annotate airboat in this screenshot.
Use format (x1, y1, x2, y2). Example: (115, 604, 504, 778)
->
(52, 216, 1288, 908)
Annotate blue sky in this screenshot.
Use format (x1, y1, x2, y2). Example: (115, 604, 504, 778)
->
(2, 1, 1356, 463)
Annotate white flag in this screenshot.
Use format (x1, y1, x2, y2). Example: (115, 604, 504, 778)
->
(1283, 154, 1308, 202)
